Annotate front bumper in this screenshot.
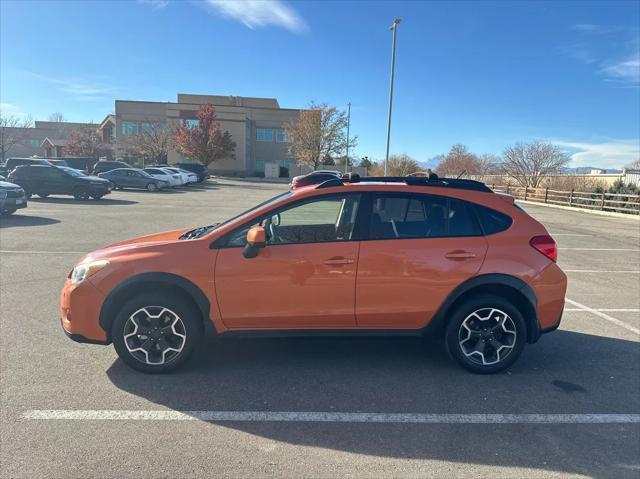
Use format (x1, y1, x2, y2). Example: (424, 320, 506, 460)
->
(60, 278, 110, 343)
(1, 196, 27, 212)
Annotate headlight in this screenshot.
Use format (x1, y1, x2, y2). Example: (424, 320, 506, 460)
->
(70, 259, 110, 284)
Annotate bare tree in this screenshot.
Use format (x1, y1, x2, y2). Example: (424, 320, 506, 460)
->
(48, 112, 66, 123)
(436, 144, 483, 176)
(125, 120, 174, 164)
(478, 153, 501, 175)
(64, 124, 112, 159)
(284, 102, 356, 170)
(501, 141, 570, 188)
(370, 154, 421, 176)
(0, 114, 33, 162)
(625, 159, 640, 170)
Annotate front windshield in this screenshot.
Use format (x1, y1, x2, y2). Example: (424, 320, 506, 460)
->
(60, 167, 85, 177)
(214, 191, 293, 231)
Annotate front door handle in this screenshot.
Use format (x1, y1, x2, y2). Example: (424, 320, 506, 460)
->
(323, 257, 354, 266)
(445, 250, 477, 260)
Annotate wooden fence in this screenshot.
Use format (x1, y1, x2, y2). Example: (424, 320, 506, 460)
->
(491, 185, 640, 215)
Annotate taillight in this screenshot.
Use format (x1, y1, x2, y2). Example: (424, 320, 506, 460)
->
(530, 235, 557, 262)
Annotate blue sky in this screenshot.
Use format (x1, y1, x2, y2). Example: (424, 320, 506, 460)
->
(1, 0, 639, 168)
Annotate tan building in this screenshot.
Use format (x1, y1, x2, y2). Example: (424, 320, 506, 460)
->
(115, 94, 301, 176)
(2, 120, 95, 160)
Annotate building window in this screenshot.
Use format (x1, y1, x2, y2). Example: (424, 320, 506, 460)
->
(275, 129, 287, 143)
(122, 121, 138, 135)
(181, 119, 199, 128)
(256, 128, 274, 141)
(30, 139, 41, 148)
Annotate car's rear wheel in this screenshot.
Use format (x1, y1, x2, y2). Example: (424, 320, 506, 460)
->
(445, 294, 526, 374)
(112, 292, 202, 373)
(73, 187, 90, 200)
(1, 209, 16, 216)
(146, 182, 158, 192)
(91, 193, 104, 200)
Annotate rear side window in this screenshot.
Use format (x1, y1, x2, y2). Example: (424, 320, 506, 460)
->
(369, 194, 482, 240)
(474, 205, 513, 235)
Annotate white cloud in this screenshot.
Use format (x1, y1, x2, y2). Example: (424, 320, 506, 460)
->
(204, 0, 307, 33)
(601, 54, 640, 84)
(138, 0, 169, 8)
(0, 102, 28, 118)
(553, 140, 640, 169)
(22, 71, 117, 101)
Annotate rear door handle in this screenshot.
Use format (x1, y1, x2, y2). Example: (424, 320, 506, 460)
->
(323, 257, 354, 266)
(445, 250, 477, 260)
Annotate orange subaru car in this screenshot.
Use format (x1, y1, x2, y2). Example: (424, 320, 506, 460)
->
(60, 175, 567, 374)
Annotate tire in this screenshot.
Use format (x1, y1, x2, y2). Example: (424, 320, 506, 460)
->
(146, 182, 158, 192)
(91, 194, 104, 200)
(111, 291, 203, 374)
(445, 294, 526, 374)
(73, 188, 90, 200)
(1, 209, 16, 216)
(38, 193, 49, 198)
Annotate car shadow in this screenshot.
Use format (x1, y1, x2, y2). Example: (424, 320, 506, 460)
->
(28, 197, 138, 205)
(117, 188, 187, 194)
(0, 214, 61, 227)
(107, 330, 640, 476)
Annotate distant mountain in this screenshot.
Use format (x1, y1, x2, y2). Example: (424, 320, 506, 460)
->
(417, 155, 443, 171)
(561, 166, 623, 174)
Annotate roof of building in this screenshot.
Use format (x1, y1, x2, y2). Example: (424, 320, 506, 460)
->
(41, 137, 69, 147)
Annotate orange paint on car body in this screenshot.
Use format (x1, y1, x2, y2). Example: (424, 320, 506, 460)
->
(60, 178, 567, 373)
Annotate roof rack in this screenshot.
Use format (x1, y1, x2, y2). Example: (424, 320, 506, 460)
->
(316, 174, 493, 193)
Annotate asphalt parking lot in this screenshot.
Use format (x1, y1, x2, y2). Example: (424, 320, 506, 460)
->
(1, 179, 639, 478)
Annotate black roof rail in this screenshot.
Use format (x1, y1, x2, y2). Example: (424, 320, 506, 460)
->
(315, 175, 492, 193)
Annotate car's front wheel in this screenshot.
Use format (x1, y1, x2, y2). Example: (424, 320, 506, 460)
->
(112, 292, 202, 373)
(146, 182, 158, 192)
(73, 187, 90, 200)
(445, 294, 526, 374)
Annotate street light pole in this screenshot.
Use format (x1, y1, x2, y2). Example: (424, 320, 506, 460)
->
(384, 18, 401, 176)
(345, 101, 351, 174)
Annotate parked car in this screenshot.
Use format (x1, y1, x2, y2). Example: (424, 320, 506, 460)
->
(290, 170, 343, 189)
(0, 157, 52, 176)
(143, 167, 182, 187)
(45, 159, 69, 167)
(0, 179, 27, 215)
(63, 157, 97, 173)
(98, 168, 169, 191)
(163, 167, 198, 184)
(92, 160, 132, 176)
(175, 162, 210, 182)
(60, 175, 567, 374)
(9, 165, 112, 200)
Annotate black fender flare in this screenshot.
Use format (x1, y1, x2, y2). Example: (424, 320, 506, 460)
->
(424, 273, 540, 343)
(99, 272, 211, 340)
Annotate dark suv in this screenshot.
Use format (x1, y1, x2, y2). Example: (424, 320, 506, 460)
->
(9, 165, 112, 200)
(92, 160, 132, 175)
(175, 163, 209, 182)
(0, 158, 52, 176)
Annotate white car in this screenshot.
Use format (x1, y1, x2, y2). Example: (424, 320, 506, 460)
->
(143, 167, 182, 187)
(164, 167, 197, 184)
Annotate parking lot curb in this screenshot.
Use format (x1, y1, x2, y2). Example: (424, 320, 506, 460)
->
(516, 199, 640, 220)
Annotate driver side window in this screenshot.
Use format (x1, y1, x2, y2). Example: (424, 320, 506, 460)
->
(225, 195, 361, 247)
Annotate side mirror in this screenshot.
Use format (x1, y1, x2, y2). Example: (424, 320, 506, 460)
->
(243, 225, 266, 258)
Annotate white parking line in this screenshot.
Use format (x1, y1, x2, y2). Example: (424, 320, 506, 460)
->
(565, 308, 640, 312)
(21, 410, 640, 424)
(560, 248, 640, 252)
(563, 270, 640, 273)
(565, 298, 640, 335)
(550, 233, 591, 237)
(0, 250, 84, 254)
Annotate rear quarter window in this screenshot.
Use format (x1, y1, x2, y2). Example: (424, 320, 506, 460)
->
(474, 204, 513, 235)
